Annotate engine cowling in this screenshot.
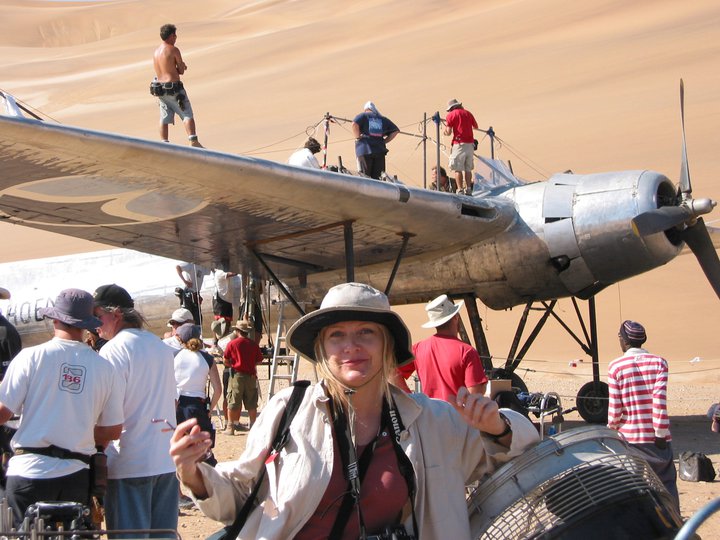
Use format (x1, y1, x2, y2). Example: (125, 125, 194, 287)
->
(471, 170, 681, 309)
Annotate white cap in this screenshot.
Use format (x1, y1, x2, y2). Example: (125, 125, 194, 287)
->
(167, 307, 194, 326)
(363, 101, 379, 114)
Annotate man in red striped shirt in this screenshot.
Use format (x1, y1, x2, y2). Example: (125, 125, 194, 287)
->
(607, 320, 679, 510)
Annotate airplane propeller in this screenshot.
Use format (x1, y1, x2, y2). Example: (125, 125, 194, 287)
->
(631, 79, 720, 298)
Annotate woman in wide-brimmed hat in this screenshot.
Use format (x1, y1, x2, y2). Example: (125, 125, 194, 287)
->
(170, 283, 538, 540)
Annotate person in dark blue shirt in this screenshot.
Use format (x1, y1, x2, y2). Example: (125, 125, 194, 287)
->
(351, 101, 399, 180)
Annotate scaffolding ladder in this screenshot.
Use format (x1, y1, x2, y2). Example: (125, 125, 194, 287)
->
(268, 300, 304, 398)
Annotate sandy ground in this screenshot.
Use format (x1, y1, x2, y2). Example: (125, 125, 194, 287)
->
(173, 362, 720, 539)
(1, 0, 719, 537)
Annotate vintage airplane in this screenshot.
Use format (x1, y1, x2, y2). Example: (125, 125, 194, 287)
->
(0, 249, 230, 347)
(0, 82, 717, 422)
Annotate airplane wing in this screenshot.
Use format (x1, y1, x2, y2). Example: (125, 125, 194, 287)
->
(0, 116, 517, 285)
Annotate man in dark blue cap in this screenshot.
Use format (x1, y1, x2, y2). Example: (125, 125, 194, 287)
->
(607, 320, 679, 512)
(0, 288, 123, 526)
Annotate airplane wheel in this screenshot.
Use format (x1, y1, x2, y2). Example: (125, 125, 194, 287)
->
(490, 368, 529, 394)
(576, 381, 609, 424)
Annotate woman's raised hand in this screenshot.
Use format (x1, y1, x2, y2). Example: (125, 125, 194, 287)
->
(170, 418, 212, 498)
(452, 387, 509, 437)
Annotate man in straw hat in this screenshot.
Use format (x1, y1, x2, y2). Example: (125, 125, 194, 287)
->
(409, 294, 488, 402)
(0, 288, 123, 526)
(222, 319, 263, 435)
(444, 98, 478, 195)
(607, 320, 679, 511)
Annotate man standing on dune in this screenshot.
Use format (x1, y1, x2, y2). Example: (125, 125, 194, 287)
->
(151, 23, 203, 148)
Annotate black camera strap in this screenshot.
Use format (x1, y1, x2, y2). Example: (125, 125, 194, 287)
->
(329, 404, 379, 539)
(383, 396, 419, 538)
(329, 395, 418, 540)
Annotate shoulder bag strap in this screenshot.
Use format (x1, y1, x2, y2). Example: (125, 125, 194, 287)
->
(221, 380, 311, 539)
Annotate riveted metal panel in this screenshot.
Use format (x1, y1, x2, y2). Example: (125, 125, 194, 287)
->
(542, 183, 575, 219)
(557, 257, 596, 293)
(544, 218, 580, 259)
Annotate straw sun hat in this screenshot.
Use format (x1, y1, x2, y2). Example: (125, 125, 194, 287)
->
(421, 294, 464, 329)
(286, 282, 413, 366)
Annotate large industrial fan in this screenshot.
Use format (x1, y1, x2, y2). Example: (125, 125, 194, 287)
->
(467, 426, 683, 539)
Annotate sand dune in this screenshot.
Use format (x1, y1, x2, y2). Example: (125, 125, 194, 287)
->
(1, 0, 719, 534)
(1, 0, 718, 365)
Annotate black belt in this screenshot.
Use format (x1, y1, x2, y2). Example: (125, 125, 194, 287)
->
(150, 81, 184, 96)
(178, 395, 207, 404)
(15, 445, 91, 465)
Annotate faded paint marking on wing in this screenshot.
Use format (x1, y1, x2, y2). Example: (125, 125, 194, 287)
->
(0, 116, 517, 278)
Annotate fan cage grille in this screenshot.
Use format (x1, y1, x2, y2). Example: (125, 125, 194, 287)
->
(473, 453, 668, 539)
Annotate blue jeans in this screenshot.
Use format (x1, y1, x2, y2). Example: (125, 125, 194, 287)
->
(105, 472, 179, 538)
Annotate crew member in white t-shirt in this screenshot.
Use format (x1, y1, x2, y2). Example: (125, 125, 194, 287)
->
(0, 288, 123, 526)
(162, 307, 195, 350)
(175, 261, 209, 293)
(288, 137, 322, 169)
(175, 262, 210, 324)
(93, 283, 179, 535)
(173, 323, 221, 465)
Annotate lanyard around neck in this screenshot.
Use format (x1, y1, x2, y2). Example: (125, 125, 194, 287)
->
(330, 395, 419, 539)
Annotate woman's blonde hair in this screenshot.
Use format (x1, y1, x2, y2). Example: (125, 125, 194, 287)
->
(313, 322, 396, 414)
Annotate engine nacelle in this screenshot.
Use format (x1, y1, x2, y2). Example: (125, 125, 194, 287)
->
(471, 170, 682, 308)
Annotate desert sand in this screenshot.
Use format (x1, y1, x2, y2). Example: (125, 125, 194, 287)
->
(1, 0, 719, 537)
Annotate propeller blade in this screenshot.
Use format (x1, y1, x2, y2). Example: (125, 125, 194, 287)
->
(632, 206, 692, 236)
(680, 217, 720, 299)
(679, 78, 692, 196)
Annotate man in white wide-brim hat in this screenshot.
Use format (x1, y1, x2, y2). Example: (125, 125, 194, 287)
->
(408, 294, 488, 402)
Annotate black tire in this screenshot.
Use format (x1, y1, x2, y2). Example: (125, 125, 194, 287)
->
(576, 381, 609, 424)
(490, 368, 529, 394)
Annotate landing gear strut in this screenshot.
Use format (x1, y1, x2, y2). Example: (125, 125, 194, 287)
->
(458, 294, 609, 424)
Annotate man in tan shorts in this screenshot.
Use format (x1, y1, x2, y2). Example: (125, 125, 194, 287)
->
(444, 99, 478, 194)
(222, 321, 263, 435)
(152, 24, 203, 147)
